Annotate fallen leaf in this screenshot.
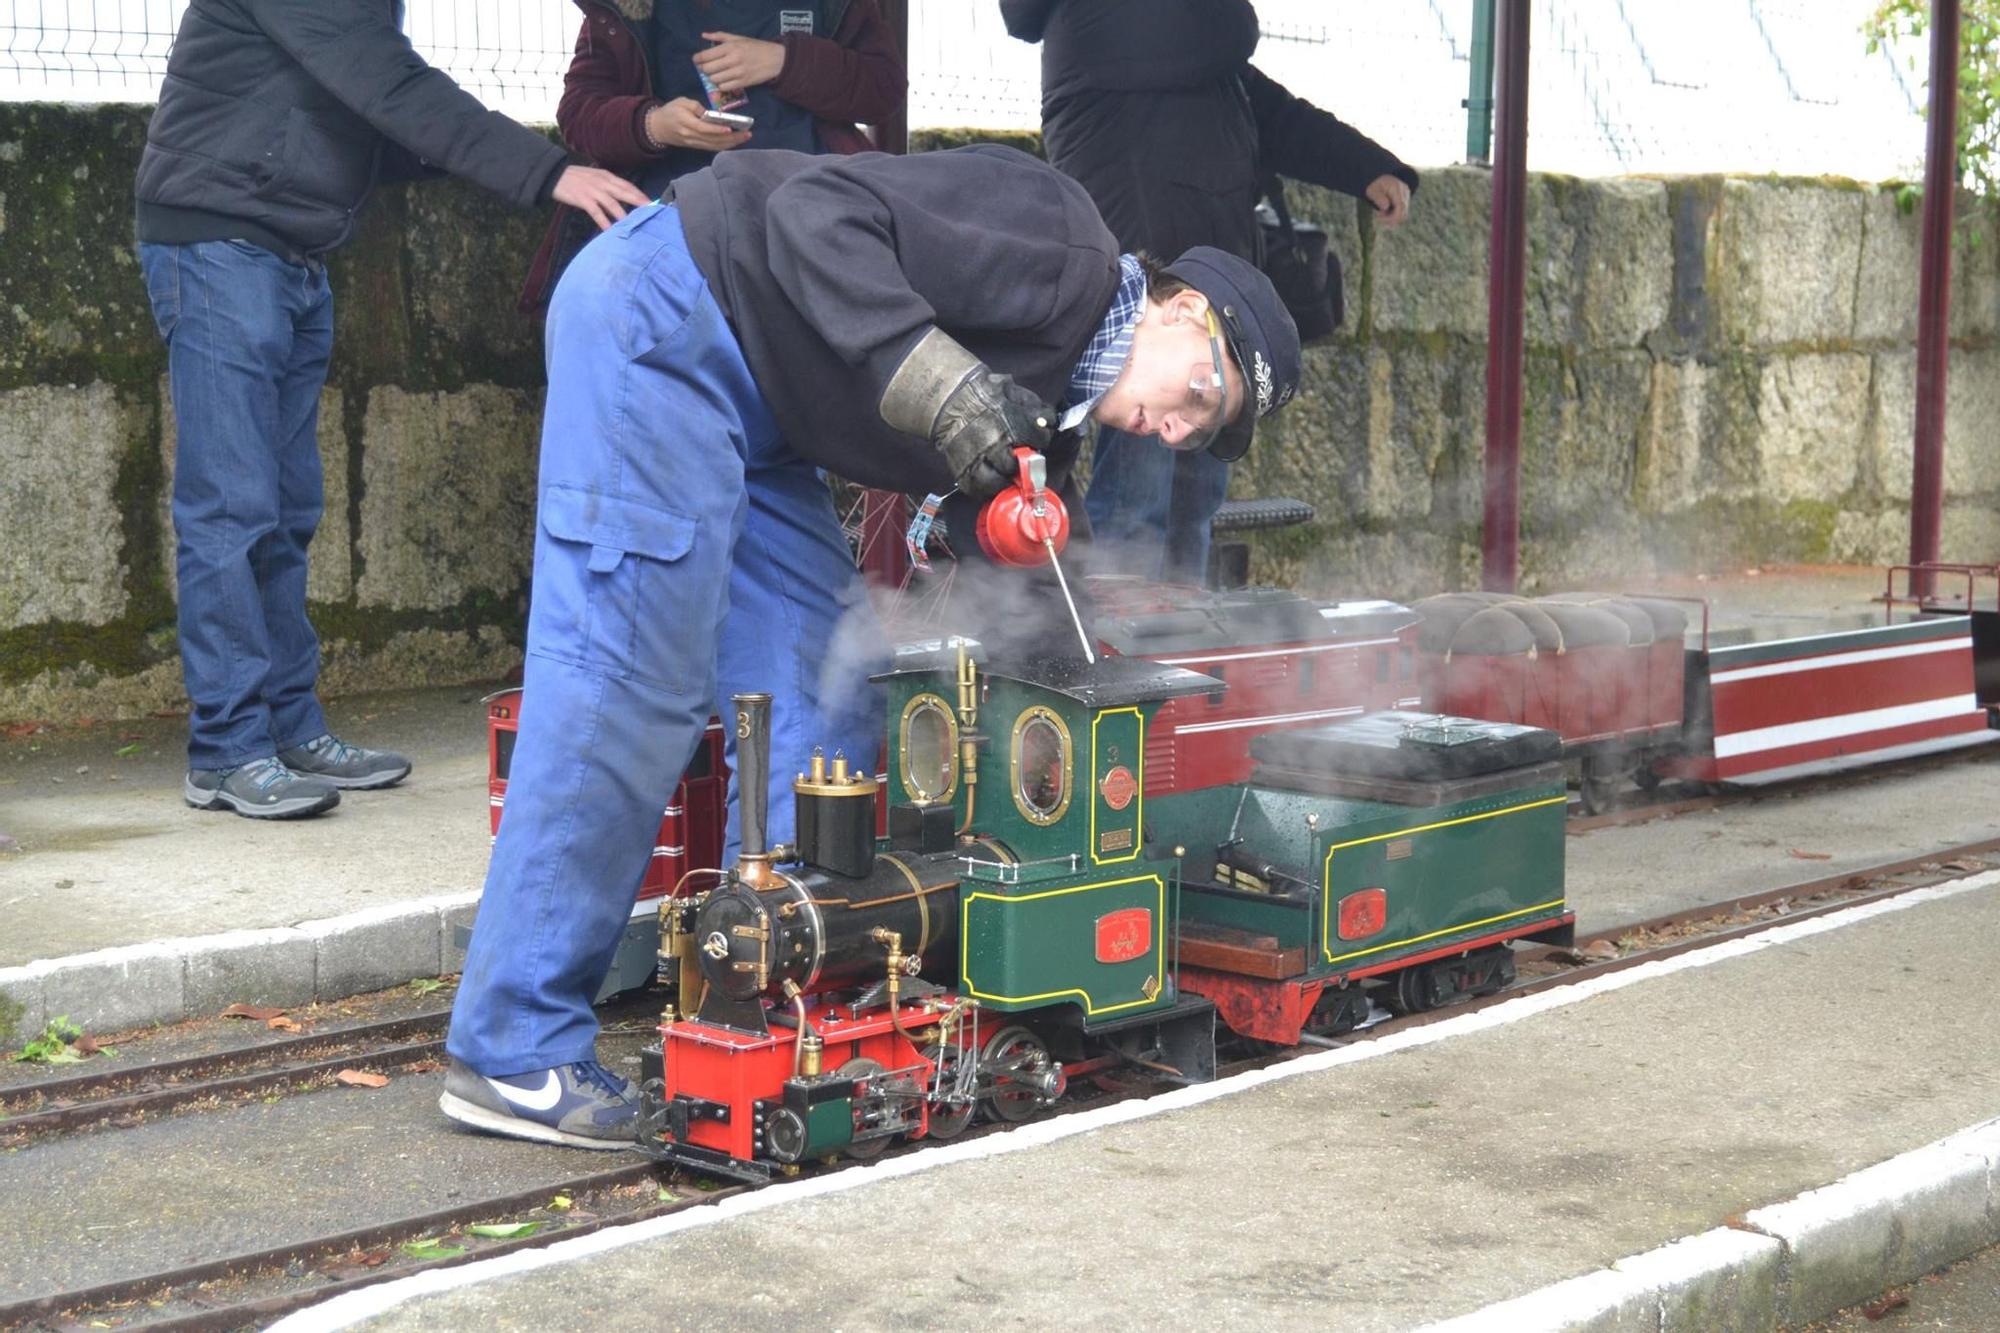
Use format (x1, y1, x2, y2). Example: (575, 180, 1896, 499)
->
(467, 1222, 541, 1239)
(549, 1194, 574, 1211)
(1862, 1292, 1909, 1320)
(1940, 858, 1987, 872)
(1581, 939, 1620, 961)
(355, 1248, 392, 1268)
(73, 1034, 101, 1056)
(222, 1004, 285, 1021)
(1, 721, 47, 738)
(267, 1016, 303, 1032)
(1787, 848, 1833, 861)
(398, 1058, 443, 1074)
(335, 1069, 390, 1089)
(400, 1238, 466, 1261)
(114, 743, 144, 758)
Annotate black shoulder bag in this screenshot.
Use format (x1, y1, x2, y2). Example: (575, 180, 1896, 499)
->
(1255, 178, 1343, 343)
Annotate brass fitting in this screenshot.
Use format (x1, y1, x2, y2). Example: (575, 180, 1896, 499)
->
(871, 927, 909, 1026)
(782, 979, 821, 1079)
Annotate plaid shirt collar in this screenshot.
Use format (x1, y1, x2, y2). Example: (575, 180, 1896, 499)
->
(1060, 254, 1147, 431)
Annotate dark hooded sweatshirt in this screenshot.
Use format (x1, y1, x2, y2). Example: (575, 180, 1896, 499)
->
(672, 144, 1120, 495)
(1000, 0, 1418, 262)
(134, 0, 568, 260)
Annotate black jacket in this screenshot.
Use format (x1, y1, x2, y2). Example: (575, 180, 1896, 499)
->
(1000, 0, 1419, 261)
(674, 145, 1120, 495)
(135, 0, 569, 258)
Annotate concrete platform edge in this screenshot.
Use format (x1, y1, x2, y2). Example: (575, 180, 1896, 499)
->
(0, 893, 479, 1042)
(1419, 1118, 2000, 1332)
(267, 872, 2000, 1333)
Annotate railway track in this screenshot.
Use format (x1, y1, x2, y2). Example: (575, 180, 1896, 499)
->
(4, 841, 1994, 1331)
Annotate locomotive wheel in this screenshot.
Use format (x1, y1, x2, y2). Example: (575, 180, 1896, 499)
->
(1386, 966, 1433, 1016)
(836, 1057, 890, 1159)
(1632, 760, 1663, 792)
(920, 1043, 975, 1140)
(981, 1025, 1054, 1123)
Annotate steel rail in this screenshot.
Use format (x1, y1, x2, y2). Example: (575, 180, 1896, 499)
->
(0, 1162, 739, 1333)
(10, 841, 1997, 1331)
(0, 1037, 447, 1142)
(0, 1011, 450, 1116)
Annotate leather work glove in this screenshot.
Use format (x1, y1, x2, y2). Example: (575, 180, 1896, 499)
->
(880, 328, 1055, 501)
(933, 369, 1054, 499)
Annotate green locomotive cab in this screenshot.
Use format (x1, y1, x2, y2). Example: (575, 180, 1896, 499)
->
(876, 639, 1221, 1030)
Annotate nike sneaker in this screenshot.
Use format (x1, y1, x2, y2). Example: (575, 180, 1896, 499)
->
(439, 1057, 641, 1150)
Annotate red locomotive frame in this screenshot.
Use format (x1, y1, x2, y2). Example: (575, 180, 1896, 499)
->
(486, 691, 729, 902)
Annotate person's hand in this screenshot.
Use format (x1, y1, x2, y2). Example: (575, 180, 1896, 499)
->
(551, 165, 653, 230)
(932, 370, 1055, 500)
(1366, 174, 1412, 227)
(643, 97, 755, 153)
(694, 31, 788, 101)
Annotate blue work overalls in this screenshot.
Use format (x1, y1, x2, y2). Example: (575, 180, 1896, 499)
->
(449, 204, 884, 1076)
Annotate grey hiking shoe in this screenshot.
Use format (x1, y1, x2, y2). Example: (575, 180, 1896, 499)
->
(185, 756, 340, 819)
(439, 1057, 641, 1150)
(278, 733, 412, 790)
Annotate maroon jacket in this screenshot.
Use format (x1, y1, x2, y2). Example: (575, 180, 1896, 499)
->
(520, 0, 906, 312)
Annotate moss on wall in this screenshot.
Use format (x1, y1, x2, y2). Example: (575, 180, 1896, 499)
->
(4, 105, 1995, 721)
(0, 103, 543, 707)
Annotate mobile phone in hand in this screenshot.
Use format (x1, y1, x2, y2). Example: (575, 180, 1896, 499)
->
(701, 109, 755, 130)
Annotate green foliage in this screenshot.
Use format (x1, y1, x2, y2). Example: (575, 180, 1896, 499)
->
(9, 1016, 84, 1064)
(1866, 0, 2000, 197)
(400, 1238, 467, 1261)
(466, 1222, 541, 1239)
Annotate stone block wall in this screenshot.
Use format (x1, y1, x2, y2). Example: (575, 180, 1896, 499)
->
(1231, 168, 2000, 598)
(1, 106, 1996, 722)
(0, 104, 546, 722)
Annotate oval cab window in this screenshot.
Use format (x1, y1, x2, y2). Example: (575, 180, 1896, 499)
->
(1012, 706, 1072, 825)
(900, 694, 959, 802)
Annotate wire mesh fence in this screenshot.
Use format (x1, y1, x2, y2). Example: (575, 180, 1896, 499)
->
(0, 0, 1936, 182)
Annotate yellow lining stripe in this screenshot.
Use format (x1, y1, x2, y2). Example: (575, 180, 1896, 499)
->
(1324, 897, 1569, 965)
(1089, 706, 1145, 866)
(962, 874, 1165, 1015)
(1321, 793, 1568, 964)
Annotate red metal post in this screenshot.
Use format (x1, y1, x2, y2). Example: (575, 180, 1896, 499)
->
(1480, 0, 1530, 594)
(1909, 0, 1960, 594)
(859, 0, 912, 588)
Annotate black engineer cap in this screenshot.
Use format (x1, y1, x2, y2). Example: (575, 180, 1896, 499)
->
(1161, 246, 1304, 462)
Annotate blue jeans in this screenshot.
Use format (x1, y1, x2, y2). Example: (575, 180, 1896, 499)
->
(138, 240, 333, 770)
(1084, 426, 1232, 586)
(448, 205, 884, 1076)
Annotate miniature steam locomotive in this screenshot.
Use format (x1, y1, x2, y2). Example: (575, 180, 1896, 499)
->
(636, 640, 1573, 1179)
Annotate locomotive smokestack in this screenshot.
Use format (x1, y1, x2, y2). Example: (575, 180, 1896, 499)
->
(733, 692, 773, 886)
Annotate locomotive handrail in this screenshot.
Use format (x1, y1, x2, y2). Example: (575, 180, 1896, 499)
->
(1623, 592, 1711, 654)
(957, 851, 1083, 885)
(1884, 562, 1995, 616)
